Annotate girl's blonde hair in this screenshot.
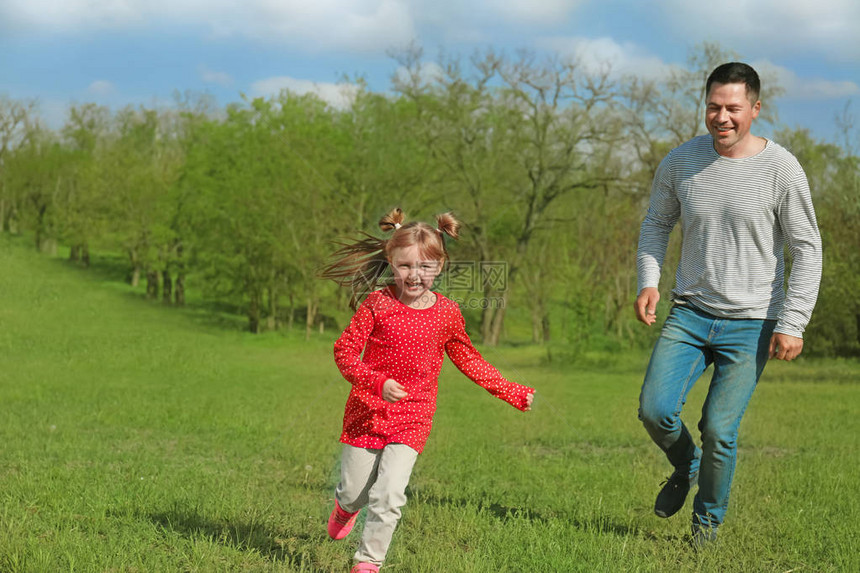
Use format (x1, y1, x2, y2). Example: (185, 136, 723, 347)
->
(321, 207, 460, 309)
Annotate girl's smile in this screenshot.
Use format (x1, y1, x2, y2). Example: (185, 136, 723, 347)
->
(388, 244, 442, 308)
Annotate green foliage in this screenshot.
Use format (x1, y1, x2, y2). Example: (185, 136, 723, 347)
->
(775, 128, 860, 356)
(2, 126, 68, 252)
(0, 43, 857, 355)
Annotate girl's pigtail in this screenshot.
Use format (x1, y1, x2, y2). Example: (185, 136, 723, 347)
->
(379, 207, 405, 232)
(435, 212, 461, 240)
(320, 208, 406, 310)
(319, 234, 389, 311)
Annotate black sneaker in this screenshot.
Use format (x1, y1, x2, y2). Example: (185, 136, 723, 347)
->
(654, 470, 697, 518)
(690, 519, 718, 549)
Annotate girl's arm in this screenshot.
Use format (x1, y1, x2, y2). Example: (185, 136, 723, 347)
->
(334, 301, 390, 397)
(444, 312, 534, 411)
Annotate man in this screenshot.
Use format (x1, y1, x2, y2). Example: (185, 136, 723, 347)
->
(634, 62, 822, 547)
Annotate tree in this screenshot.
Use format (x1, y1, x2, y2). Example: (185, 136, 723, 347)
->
(164, 92, 221, 305)
(776, 127, 860, 356)
(619, 43, 740, 189)
(335, 85, 434, 228)
(4, 125, 70, 254)
(58, 103, 111, 266)
(0, 96, 36, 233)
(394, 47, 622, 345)
(182, 92, 351, 333)
(267, 91, 352, 338)
(98, 106, 184, 298)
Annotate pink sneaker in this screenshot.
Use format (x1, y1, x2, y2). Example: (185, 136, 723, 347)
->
(327, 500, 358, 540)
(350, 563, 379, 573)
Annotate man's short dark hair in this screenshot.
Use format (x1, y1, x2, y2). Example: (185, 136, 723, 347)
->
(706, 62, 761, 102)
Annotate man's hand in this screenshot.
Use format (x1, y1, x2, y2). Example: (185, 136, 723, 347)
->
(769, 333, 804, 361)
(382, 379, 408, 402)
(635, 287, 660, 326)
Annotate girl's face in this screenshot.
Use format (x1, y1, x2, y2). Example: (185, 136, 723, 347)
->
(388, 244, 443, 307)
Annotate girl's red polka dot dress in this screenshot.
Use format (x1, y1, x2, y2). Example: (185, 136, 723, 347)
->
(334, 287, 534, 453)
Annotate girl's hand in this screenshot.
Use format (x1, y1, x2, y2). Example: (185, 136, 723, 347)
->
(524, 391, 534, 411)
(382, 379, 408, 403)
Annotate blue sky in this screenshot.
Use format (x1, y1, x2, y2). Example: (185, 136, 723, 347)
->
(1, 0, 858, 144)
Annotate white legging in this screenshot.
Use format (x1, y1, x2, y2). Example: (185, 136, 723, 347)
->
(335, 443, 419, 565)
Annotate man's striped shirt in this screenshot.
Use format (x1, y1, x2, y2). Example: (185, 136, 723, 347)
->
(637, 135, 822, 338)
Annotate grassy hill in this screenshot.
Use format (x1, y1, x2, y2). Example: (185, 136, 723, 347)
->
(0, 235, 857, 572)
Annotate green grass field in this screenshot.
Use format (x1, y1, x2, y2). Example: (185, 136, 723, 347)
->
(1, 235, 858, 572)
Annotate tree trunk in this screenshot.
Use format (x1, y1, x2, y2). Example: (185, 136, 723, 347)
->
(7, 205, 18, 234)
(481, 257, 517, 345)
(486, 291, 509, 346)
(128, 249, 140, 286)
(70, 245, 80, 262)
(174, 273, 185, 306)
(81, 244, 90, 268)
(483, 257, 517, 346)
(162, 270, 172, 304)
(531, 308, 549, 344)
(266, 286, 278, 331)
(35, 204, 47, 252)
(248, 290, 261, 333)
(145, 270, 158, 299)
(531, 310, 542, 344)
(173, 242, 185, 305)
(305, 297, 318, 340)
(480, 286, 497, 343)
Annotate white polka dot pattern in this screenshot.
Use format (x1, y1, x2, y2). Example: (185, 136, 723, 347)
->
(333, 287, 534, 453)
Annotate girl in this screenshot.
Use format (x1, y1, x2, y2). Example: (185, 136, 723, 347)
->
(320, 208, 534, 573)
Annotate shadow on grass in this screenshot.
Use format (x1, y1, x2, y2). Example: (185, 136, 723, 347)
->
(144, 508, 329, 572)
(49, 249, 333, 336)
(410, 490, 638, 538)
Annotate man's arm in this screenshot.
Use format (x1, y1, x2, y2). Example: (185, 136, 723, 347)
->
(635, 156, 679, 325)
(770, 166, 823, 359)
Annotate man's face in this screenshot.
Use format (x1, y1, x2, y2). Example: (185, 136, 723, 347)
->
(705, 82, 761, 157)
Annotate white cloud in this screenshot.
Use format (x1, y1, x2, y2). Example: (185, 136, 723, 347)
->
(657, 0, 860, 61)
(249, 1, 416, 52)
(533, 39, 860, 105)
(537, 36, 672, 80)
(492, 0, 584, 25)
(0, 0, 145, 32)
(3, 0, 857, 66)
(755, 61, 860, 101)
(250, 76, 360, 109)
(87, 80, 116, 97)
(0, 0, 417, 53)
(199, 66, 233, 87)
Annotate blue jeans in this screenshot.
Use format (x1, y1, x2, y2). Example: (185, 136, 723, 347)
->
(638, 303, 775, 526)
